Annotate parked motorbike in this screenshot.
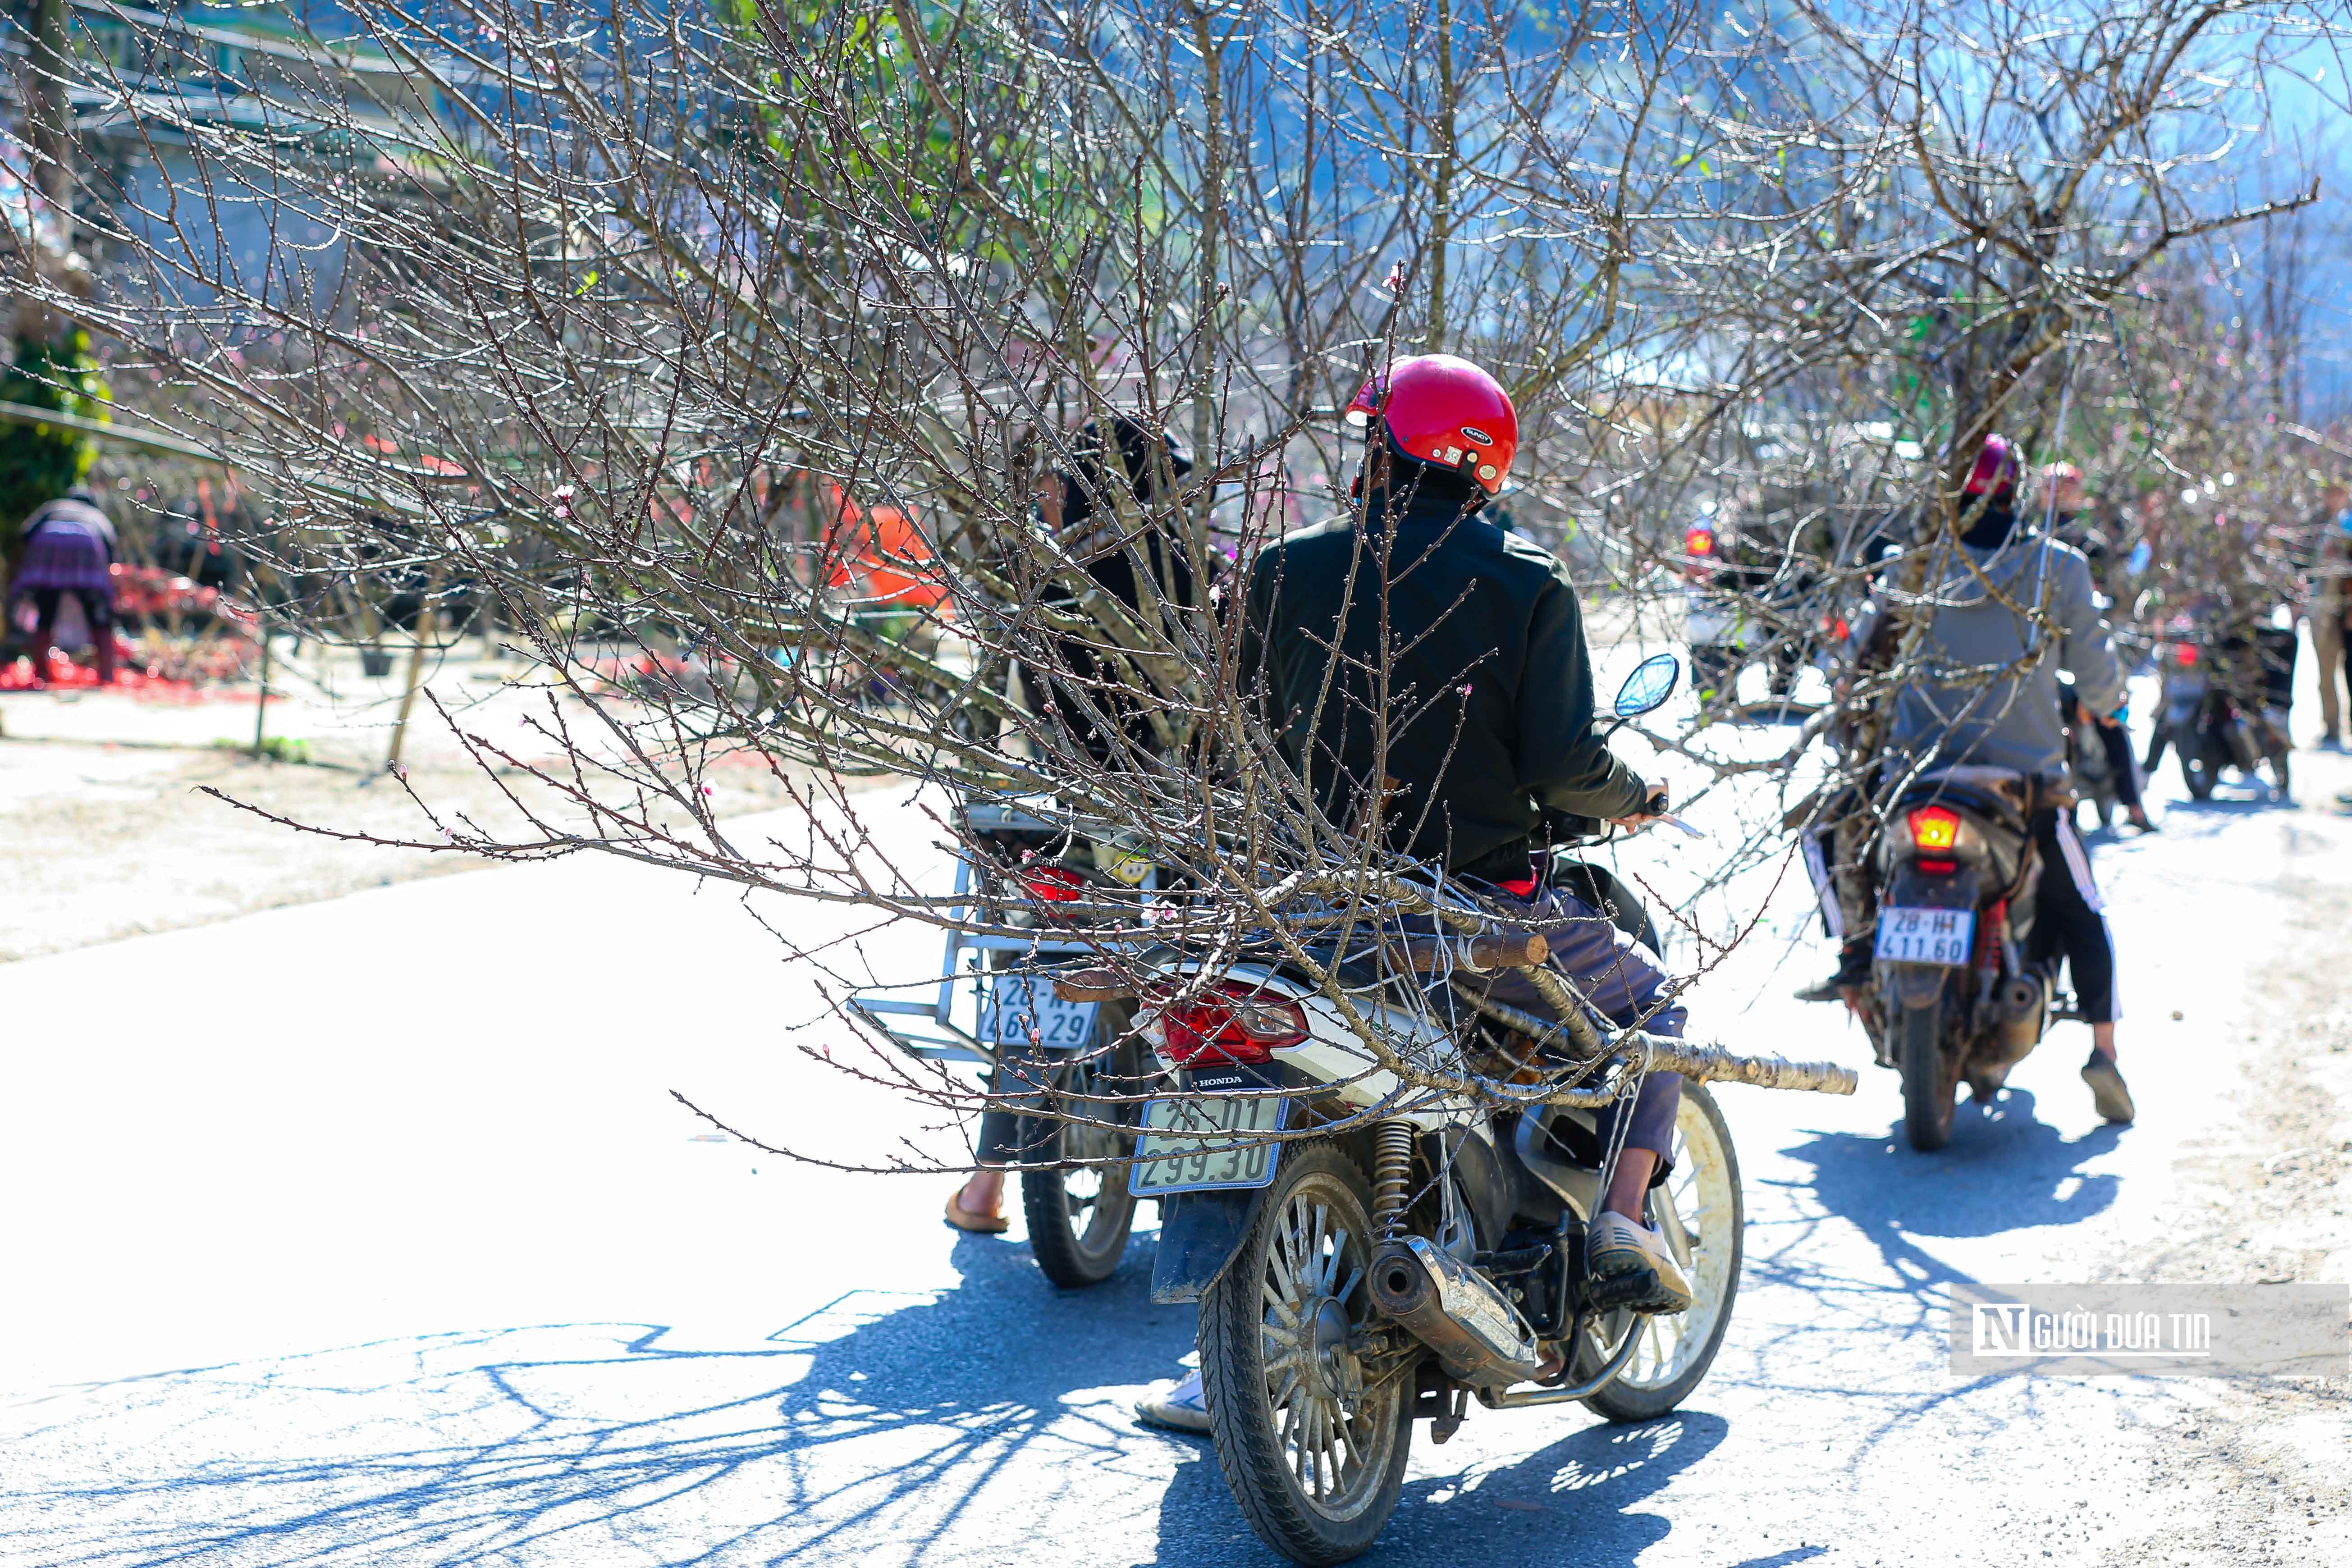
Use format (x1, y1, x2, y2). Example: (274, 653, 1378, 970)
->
(1867, 767, 2066, 1150)
(1029, 655, 1857, 1563)
(2146, 623, 2293, 801)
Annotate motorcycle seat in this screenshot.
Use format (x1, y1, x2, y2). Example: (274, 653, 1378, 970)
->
(1916, 763, 2027, 797)
(1901, 765, 2036, 829)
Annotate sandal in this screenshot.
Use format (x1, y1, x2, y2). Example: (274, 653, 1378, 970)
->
(943, 1189, 1009, 1234)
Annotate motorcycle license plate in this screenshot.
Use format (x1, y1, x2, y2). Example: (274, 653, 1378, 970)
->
(978, 974, 1099, 1051)
(1128, 1095, 1289, 1197)
(1875, 906, 1976, 967)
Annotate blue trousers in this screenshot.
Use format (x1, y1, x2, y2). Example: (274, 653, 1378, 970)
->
(1440, 883, 1686, 1183)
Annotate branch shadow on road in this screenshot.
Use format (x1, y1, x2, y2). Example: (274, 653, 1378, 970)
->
(1136, 1408, 1731, 1567)
(1751, 1086, 2127, 1334)
(1789, 1086, 2126, 1249)
(1734, 1088, 2131, 1459)
(5, 1221, 1740, 1568)
(0, 1228, 1197, 1565)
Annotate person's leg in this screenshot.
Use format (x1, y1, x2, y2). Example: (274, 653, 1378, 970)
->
(2327, 617, 2352, 744)
(948, 1111, 1014, 1230)
(949, 1049, 1055, 1231)
(1793, 824, 1868, 1001)
(22, 590, 60, 682)
(82, 590, 116, 685)
(2034, 811, 2133, 1122)
(2096, 716, 2152, 827)
(1601, 1066, 1684, 1216)
(2314, 615, 2344, 742)
(1472, 887, 1695, 1312)
(1830, 808, 1881, 1005)
(1596, 1069, 1683, 1207)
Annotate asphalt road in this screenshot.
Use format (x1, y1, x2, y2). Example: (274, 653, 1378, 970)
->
(3, 704, 2348, 1566)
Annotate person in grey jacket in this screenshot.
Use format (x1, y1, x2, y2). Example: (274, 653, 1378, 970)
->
(1800, 436, 2136, 1123)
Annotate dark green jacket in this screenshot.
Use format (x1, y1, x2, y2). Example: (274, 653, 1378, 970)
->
(1243, 482, 1647, 879)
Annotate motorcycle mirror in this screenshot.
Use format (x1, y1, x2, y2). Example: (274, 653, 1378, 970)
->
(1612, 653, 1681, 719)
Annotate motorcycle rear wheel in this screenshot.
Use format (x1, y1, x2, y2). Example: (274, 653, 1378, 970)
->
(1581, 1082, 1744, 1422)
(1021, 1018, 1143, 1289)
(1020, 1129, 1139, 1288)
(1198, 1143, 1409, 1566)
(1899, 998, 1957, 1151)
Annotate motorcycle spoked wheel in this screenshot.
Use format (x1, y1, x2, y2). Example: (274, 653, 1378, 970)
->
(1198, 1143, 1410, 1566)
(1020, 1010, 1144, 1289)
(1898, 992, 1959, 1151)
(1579, 1082, 1745, 1422)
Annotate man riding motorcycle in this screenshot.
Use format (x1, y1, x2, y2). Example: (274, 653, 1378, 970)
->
(1800, 435, 2136, 1124)
(1135, 355, 1688, 1432)
(1245, 353, 1689, 1293)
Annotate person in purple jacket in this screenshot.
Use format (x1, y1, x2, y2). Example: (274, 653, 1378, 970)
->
(9, 487, 118, 685)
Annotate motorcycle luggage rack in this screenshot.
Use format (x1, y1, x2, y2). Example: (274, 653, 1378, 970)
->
(850, 804, 1163, 1069)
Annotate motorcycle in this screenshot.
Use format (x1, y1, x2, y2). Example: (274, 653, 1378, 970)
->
(1867, 766, 2064, 1150)
(1026, 655, 1857, 1563)
(2146, 622, 2293, 801)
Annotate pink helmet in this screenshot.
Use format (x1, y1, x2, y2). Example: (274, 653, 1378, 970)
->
(1964, 433, 2019, 496)
(1344, 354, 1519, 495)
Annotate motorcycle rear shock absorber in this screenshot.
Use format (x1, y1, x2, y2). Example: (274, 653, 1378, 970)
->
(1371, 1118, 1414, 1238)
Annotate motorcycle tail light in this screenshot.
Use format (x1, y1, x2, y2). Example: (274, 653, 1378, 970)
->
(1684, 524, 1716, 558)
(1916, 858, 1958, 875)
(1020, 865, 1085, 903)
(2172, 641, 2199, 668)
(1908, 806, 1962, 853)
(1142, 981, 1309, 1067)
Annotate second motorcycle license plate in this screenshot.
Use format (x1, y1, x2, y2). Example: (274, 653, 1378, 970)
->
(978, 974, 1100, 1050)
(1128, 1095, 1289, 1197)
(1875, 905, 1976, 966)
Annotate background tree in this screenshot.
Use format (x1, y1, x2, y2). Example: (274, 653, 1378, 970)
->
(5, 0, 2343, 1149)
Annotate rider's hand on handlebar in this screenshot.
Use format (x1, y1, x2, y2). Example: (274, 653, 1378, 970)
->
(1608, 783, 1670, 835)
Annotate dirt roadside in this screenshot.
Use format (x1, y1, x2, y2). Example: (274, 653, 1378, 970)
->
(2100, 869, 2352, 1564)
(0, 696, 883, 965)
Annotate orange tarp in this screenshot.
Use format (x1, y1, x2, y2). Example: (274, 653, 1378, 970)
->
(824, 494, 950, 611)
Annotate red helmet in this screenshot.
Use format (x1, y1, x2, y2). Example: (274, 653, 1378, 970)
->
(1964, 433, 2019, 496)
(1344, 354, 1519, 495)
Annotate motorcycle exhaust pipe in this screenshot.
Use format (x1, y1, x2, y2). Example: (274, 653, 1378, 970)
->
(1368, 1236, 1547, 1391)
(1997, 975, 2042, 1020)
(1991, 973, 2048, 1065)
